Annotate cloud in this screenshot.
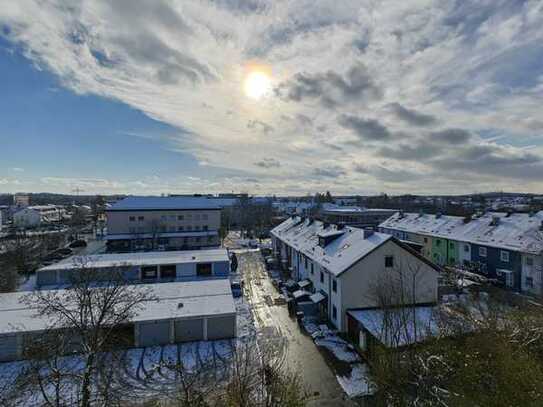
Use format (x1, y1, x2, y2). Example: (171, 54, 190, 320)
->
(388, 103, 438, 127)
(312, 166, 346, 178)
(429, 128, 472, 144)
(276, 63, 382, 108)
(247, 119, 274, 134)
(254, 158, 281, 168)
(10, 167, 24, 172)
(338, 115, 393, 141)
(1, 0, 543, 194)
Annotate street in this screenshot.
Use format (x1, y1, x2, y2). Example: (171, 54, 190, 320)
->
(238, 250, 357, 407)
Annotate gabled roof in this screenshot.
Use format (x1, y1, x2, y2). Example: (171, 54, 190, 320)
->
(271, 217, 393, 276)
(379, 211, 543, 254)
(108, 196, 222, 211)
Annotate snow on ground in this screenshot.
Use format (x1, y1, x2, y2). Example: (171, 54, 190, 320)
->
(336, 363, 373, 398)
(235, 296, 257, 343)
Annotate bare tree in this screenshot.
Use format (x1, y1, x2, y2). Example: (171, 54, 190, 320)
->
(21, 260, 155, 407)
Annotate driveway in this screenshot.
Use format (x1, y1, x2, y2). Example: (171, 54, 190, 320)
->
(238, 251, 358, 407)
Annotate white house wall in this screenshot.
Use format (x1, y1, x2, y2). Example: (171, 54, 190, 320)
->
(521, 253, 543, 296)
(340, 240, 438, 332)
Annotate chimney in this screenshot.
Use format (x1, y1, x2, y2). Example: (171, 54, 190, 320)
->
(337, 223, 345, 230)
(323, 222, 329, 229)
(398, 210, 404, 218)
(435, 212, 442, 219)
(363, 228, 374, 239)
(490, 215, 500, 226)
(463, 214, 472, 224)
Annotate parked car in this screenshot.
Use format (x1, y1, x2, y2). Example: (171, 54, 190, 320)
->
(69, 239, 87, 248)
(56, 248, 73, 256)
(231, 280, 243, 298)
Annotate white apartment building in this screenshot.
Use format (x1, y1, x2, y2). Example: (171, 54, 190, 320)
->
(106, 196, 222, 252)
(13, 208, 41, 228)
(271, 217, 439, 332)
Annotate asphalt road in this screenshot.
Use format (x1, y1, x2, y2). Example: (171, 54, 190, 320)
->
(238, 250, 357, 407)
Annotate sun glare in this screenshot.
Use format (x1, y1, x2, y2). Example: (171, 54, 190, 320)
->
(244, 70, 271, 100)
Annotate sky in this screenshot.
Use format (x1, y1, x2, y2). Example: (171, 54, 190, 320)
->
(0, 0, 542, 196)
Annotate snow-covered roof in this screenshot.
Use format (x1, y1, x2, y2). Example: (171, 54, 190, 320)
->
(0, 279, 235, 335)
(105, 230, 218, 240)
(39, 248, 229, 272)
(348, 306, 439, 348)
(271, 216, 392, 276)
(321, 204, 397, 214)
(108, 196, 222, 211)
(379, 211, 543, 254)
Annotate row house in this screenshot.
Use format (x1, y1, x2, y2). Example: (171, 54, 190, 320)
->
(379, 211, 543, 296)
(271, 217, 439, 332)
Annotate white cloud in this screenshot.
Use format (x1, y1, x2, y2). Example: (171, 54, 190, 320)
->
(1, 0, 543, 194)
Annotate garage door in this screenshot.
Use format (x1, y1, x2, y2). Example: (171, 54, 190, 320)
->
(207, 315, 236, 340)
(0, 335, 18, 362)
(37, 270, 57, 286)
(174, 319, 204, 342)
(138, 320, 170, 347)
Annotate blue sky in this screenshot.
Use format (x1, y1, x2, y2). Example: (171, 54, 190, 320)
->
(1, 1, 542, 195)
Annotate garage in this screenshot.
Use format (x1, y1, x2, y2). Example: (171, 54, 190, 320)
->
(207, 315, 236, 340)
(138, 320, 170, 347)
(196, 262, 212, 276)
(37, 269, 57, 286)
(0, 334, 18, 362)
(175, 318, 204, 342)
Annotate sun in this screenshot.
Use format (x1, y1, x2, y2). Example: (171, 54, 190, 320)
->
(244, 70, 271, 100)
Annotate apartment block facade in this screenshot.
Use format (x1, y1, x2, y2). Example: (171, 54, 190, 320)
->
(106, 196, 222, 252)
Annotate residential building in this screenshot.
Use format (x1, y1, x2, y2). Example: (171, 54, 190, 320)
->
(320, 204, 397, 229)
(271, 217, 439, 332)
(0, 279, 236, 362)
(379, 211, 543, 296)
(13, 193, 30, 207)
(13, 207, 41, 228)
(36, 248, 231, 287)
(28, 205, 66, 222)
(105, 196, 222, 252)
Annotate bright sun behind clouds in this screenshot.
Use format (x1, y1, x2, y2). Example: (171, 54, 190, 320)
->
(244, 70, 272, 100)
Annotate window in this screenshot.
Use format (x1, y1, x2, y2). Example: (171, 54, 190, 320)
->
(500, 250, 509, 263)
(202, 214, 208, 220)
(129, 227, 136, 233)
(178, 226, 184, 231)
(450, 242, 454, 248)
(141, 266, 158, 279)
(196, 237, 201, 243)
(479, 247, 487, 257)
(195, 225, 200, 231)
(195, 214, 200, 220)
(320, 271, 324, 283)
(526, 277, 534, 288)
(526, 257, 534, 266)
(178, 215, 184, 221)
(129, 216, 136, 221)
(424, 237, 428, 243)
(464, 244, 469, 252)
(208, 236, 214, 242)
(169, 226, 175, 232)
(169, 215, 175, 220)
(310, 263, 314, 274)
(197, 263, 212, 276)
(385, 256, 394, 268)
(332, 305, 337, 320)
(186, 214, 192, 219)
(161, 215, 167, 220)
(138, 216, 144, 221)
(187, 226, 192, 231)
(436, 240, 441, 247)
(137, 227, 144, 233)
(203, 225, 208, 231)
(304, 256, 308, 269)
(332, 279, 337, 293)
